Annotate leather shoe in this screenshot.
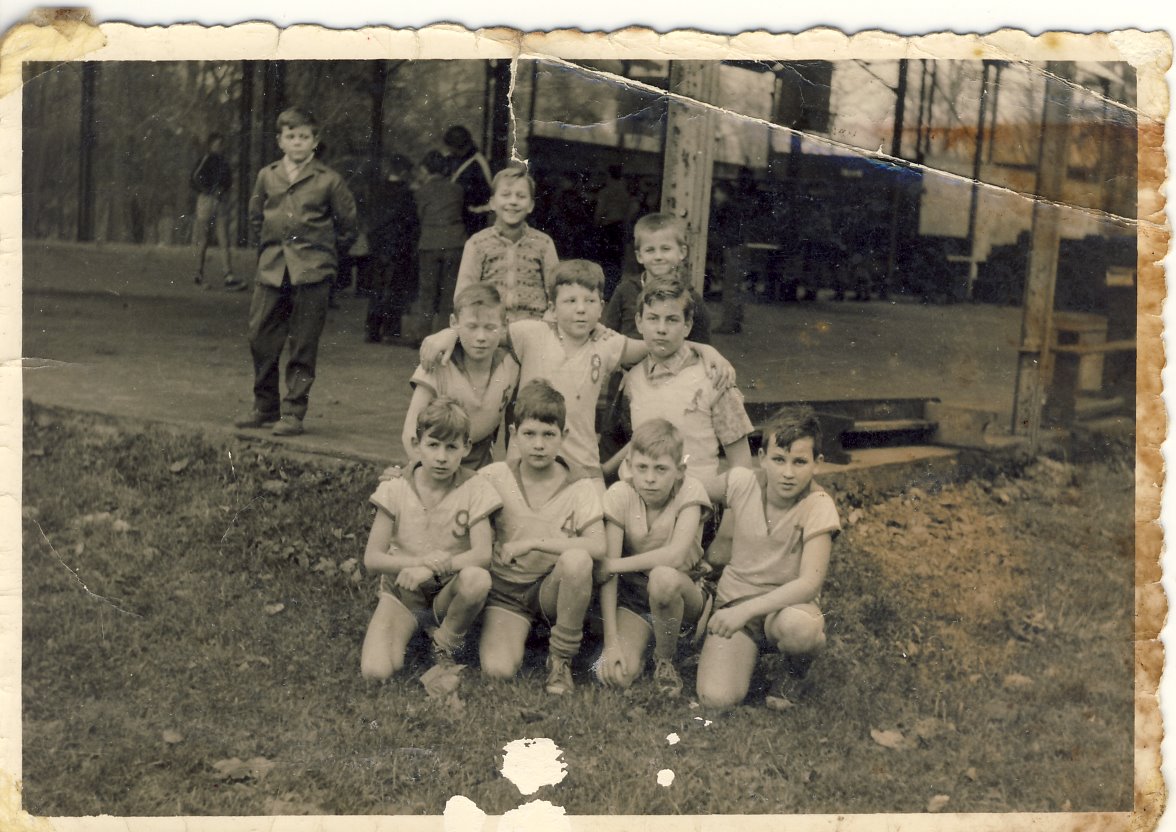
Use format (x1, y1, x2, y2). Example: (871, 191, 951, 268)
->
(272, 415, 304, 436)
(234, 409, 278, 428)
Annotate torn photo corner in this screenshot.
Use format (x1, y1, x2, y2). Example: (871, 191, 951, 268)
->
(2, 20, 1169, 832)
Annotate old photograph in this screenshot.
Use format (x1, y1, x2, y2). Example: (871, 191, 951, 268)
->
(6, 20, 1166, 830)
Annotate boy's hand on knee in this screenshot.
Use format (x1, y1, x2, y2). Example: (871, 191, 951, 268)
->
(396, 565, 434, 591)
(425, 553, 454, 578)
(593, 559, 614, 584)
(707, 606, 749, 639)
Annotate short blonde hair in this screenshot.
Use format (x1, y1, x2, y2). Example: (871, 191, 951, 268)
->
(491, 162, 536, 198)
(633, 212, 686, 246)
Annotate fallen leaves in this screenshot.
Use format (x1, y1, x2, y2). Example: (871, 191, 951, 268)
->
(1002, 673, 1035, 690)
(161, 730, 184, 744)
(169, 458, 190, 474)
(870, 728, 918, 751)
(211, 756, 276, 782)
(263, 602, 285, 616)
(927, 794, 951, 813)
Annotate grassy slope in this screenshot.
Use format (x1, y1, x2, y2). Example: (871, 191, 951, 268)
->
(21, 409, 1134, 817)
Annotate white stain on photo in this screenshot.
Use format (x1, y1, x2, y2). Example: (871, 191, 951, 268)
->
(500, 737, 568, 795)
(443, 794, 486, 831)
(498, 799, 571, 832)
(657, 769, 676, 787)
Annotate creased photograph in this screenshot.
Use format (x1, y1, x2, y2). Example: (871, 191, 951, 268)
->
(2, 18, 1168, 832)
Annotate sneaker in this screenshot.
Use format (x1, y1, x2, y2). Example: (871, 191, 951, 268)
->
(652, 657, 683, 698)
(272, 415, 304, 436)
(430, 638, 460, 673)
(233, 409, 279, 429)
(545, 655, 574, 696)
(765, 675, 800, 711)
(223, 274, 248, 292)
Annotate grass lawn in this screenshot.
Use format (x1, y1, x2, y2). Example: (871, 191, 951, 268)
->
(21, 406, 1135, 817)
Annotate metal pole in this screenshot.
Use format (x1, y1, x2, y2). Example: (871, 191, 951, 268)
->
(659, 61, 719, 296)
(963, 61, 991, 300)
(1011, 62, 1074, 447)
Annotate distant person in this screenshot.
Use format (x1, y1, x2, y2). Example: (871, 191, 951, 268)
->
(190, 132, 242, 291)
(408, 150, 467, 342)
(234, 107, 358, 437)
(442, 125, 493, 237)
(364, 153, 420, 343)
(592, 165, 631, 295)
(452, 163, 559, 323)
(695, 406, 841, 711)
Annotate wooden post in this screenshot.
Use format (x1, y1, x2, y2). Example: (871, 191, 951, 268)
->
(1011, 62, 1074, 445)
(659, 61, 719, 296)
(963, 61, 992, 300)
(487, 59, 513, 169)
(370, 60, 388, 164)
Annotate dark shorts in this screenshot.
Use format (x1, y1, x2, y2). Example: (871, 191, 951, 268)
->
(380, 573, 452, 628)
(486, 572, 551, 624)
(617, 569, 715, 638)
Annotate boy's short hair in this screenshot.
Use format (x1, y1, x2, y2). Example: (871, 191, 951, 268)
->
(422, 150, 449, 176)
(551, 259, 605, 300)
(764, 405, 823, 457)
(276, 107, 318, 134)
(443, 125, 476, 154)
(633, 212, 686, 246)
(629, 419, 685, 467)
(636, 276, 696, 323)
(416, 396, 472, 444)
(453, 283, 506, 321)
(512, 379, 566, 430)
(491, 162, 536, 198)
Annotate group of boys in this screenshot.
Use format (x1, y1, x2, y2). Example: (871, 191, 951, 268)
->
(229, 106, 841, 707)
(361, 163, 841, 707)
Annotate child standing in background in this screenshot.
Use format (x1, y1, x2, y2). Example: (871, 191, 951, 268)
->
(453, 163, 559, 323)
(410, 150, 467, 341)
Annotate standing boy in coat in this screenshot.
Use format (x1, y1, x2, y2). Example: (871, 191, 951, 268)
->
(234, 107, 358, 437)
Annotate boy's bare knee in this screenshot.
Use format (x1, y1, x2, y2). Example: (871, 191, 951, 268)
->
(455, 566, 492, 599)
(647, 566, 682, 606)
(697, 684, 741, 710)
(556, 548, 593, 582)
(770, 607, 826, 654)
(360, 654, 401, 682)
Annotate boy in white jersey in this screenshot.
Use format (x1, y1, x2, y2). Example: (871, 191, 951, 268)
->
(696, 407, 841, 710)
(478, 380, 606, 695)
(402, 284, 519, 469)
(361, 398, 502, 681)
(422, 261, 736, 480)
(596, 420, 712, 698)
(606, 276, 754, 490)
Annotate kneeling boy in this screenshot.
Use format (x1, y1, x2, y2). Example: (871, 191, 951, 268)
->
(361, 398, 502, 680)
(478, 380, 606, 695)
(596, 419, 712, 698)
(695, 406, 841, 710)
